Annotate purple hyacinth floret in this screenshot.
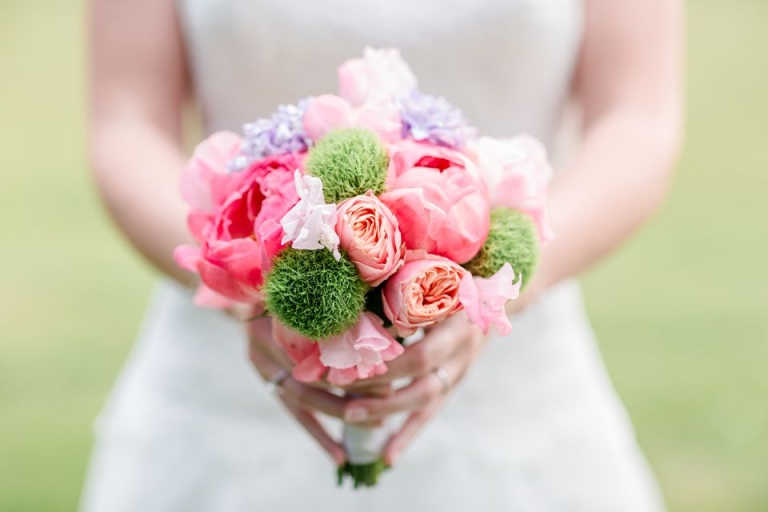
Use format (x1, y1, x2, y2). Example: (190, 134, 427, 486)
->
(229, 99, 313, 172)
(395, 90, 476, 148)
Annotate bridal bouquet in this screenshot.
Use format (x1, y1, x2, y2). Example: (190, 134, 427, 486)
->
(175, 48, 553, 487)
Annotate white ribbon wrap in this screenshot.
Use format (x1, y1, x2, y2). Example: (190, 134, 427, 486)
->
(343, 422, 392, 465)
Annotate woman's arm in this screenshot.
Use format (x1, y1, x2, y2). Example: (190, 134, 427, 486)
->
(344, 0, 684, 464)
(90, 0, 350, 463)
(526, 0, 684, 297)
(89, 0, 193, 284)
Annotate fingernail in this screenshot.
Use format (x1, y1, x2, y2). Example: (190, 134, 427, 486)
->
(345, 407, 368, 423)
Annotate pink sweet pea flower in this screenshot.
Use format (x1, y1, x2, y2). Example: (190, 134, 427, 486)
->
(459, 263, 522, 336)
(280, 171, 341, 260)
(336, 192, 405, 287)
(303, 94, 402, 143)
(319, 313, 404, 386)
(380, 142, 490, 264)
(272, 321, 326, 383)
(468, 135, 555, 243)
(382, 252, 468, 336)
(337, 47, 417, 107)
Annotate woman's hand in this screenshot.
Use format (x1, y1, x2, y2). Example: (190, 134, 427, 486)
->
(342, 314, 487, 465)
(246, 318, 348, 465)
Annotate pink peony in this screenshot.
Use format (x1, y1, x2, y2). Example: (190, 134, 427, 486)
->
(319, 313, 404, 386)
(459, 263, 521, 336)
(303, 94, 401, 143)
(177, 143, 304, 307)
(382, 252, 468, 336)
(337, 47, 417, 107)
(174, 238, 264, 306)
(379, 142, 490, 264)
(335, 192, 405, 287)
(211, 153, 303, 244)
(272, 321, 326, 383)
(467, 135, 554, 243)
(181, 131, 245, 242)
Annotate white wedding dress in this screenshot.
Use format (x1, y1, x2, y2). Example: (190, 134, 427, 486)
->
(80, 0, 665, 510)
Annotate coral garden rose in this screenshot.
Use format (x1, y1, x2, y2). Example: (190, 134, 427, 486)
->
(467, 135, 554, 242)
(336, 192, 405, 286)
(382, 252, 468, 336)
(380, 142, 490, 264)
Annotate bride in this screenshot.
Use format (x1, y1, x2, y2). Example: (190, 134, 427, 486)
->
(82, 0, 681, 510)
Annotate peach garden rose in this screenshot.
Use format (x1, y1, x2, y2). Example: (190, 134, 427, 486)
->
(335, 192, 406, 287)
(382, 252, 468, 336)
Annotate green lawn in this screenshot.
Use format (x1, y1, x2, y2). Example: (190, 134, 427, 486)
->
(1, 1, 767, 510)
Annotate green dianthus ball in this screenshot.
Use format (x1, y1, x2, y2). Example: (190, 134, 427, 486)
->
(305, 128, 389, 203)
(465, 208, 540, 290)
(264, 249, 367, 339)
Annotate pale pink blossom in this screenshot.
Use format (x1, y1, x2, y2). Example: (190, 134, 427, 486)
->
(338, 47, 417, 107)
(468, 135, 554, 243)
(382, 252, 468, 336)
(280, 170, 341, 260)
(459, 263, 521, 336)
(380, 142, 490, 264)
(302, 94, 401, 143)
(336, 192, 405, 286)
(319, 313, 404, 386)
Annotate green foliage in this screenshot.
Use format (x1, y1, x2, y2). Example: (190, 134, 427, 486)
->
(305, 128, 389, 203)
(337, 458, 390, 488)
(465, 208, 539, 289)
(264, 249, 367, 339)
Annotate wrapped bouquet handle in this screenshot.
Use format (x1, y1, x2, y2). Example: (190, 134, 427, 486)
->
(338, 413, 393, 487)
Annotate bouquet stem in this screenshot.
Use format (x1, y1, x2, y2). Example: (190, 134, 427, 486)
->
(338, 422, 391, 488)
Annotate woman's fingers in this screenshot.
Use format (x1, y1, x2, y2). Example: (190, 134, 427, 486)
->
(343, 347, 466, 423)
(247, 320, 294, 371)
(282, 397, 346, 466)
(383, 396, 445, 465)
(348, 383, 392, 398)
(281, 378, 347, 419)
(248, 333, 348, 419)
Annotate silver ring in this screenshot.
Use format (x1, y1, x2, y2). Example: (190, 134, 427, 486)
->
(265, 369, 289, 395)
(433, 367, 451, 395)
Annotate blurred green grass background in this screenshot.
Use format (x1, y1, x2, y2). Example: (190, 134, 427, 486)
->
(1, 0, 767, 510)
